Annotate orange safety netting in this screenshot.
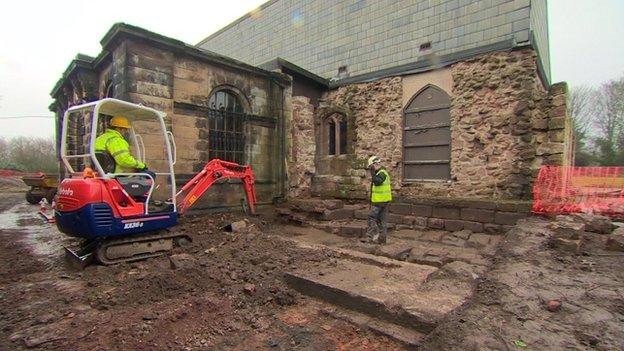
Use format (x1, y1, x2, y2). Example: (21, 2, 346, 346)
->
(532, 166, 624, 217)
(0, 170, 45, 177)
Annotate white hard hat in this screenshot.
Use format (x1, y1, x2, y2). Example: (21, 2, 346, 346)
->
(367, 155, 381, 168)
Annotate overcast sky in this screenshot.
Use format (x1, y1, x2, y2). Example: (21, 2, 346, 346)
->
(0, 0, 623, 139)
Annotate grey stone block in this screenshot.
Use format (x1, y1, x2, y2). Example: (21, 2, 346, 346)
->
(444, 219, 465, 232)
(463, 221, 484, 233)
(506, 7, 530, 22)
(513, 18, 530, 32)
(461, 208, 495, 223)
(494, 211, 527, 225)
(433, 206, 461, 220)
(514, 29, 530, 43)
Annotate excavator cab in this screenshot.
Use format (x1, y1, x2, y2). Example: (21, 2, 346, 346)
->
(59, 98, 178, 211)
(55, 98, 257, 266)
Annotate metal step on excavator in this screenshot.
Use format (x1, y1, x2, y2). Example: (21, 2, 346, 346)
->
(54, 98, 257, 267)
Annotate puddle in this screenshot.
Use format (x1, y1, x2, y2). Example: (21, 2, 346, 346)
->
(0, 203, 68, 262)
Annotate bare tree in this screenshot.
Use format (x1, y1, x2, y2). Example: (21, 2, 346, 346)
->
(593, 76, 624, 165)
(569, 86, 601, 165)
(1, 136, 58, 173)
(569, 85, 598, 136)
(0, 137, 8, 167)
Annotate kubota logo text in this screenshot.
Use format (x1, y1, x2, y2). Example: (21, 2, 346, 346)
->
(124, 222, 144, 229)
(58, 187, 73, 196)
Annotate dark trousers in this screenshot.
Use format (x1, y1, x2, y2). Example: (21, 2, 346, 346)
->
(366, 203, 388, 243)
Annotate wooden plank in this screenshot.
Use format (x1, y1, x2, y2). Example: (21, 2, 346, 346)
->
(404, 127, 451, 145)
(404, 160, 450, 165)
(404, 163, 450, 181)
(405, 110, 450, 128)
(404, 145, 450, 161)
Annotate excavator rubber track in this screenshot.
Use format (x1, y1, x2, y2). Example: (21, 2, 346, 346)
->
(65, 231, 191, 267)
(95, 231, 192, 265)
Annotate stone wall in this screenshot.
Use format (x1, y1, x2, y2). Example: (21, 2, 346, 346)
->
(288, 96, 316, 198)
(310, 77, 403, 199)
(120, 39, 285, 209)
(301, 47, 571, 202)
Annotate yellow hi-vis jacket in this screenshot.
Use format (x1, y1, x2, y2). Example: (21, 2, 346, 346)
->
(94, 129, 145, 173)
(371, 168, 392, 203)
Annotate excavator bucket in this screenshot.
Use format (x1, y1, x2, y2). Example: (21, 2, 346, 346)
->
(63, 241, 96, 270)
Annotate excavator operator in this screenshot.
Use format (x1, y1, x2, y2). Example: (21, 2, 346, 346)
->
(94, 116, 156, 179)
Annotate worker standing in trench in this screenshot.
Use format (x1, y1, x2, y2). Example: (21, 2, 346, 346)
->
(362, 155, 393, 244)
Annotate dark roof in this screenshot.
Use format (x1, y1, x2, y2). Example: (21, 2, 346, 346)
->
(259, 57, 328, 88)
(51, 22, 290, 97)
(328, 39, 518, 88)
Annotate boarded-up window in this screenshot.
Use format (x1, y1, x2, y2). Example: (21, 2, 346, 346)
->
(403, 85, 451, 181)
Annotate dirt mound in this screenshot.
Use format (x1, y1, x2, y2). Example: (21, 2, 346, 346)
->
(0, 176, 27, 191)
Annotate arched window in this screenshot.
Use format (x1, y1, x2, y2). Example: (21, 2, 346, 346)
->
(403, 85, 451, 181)
(208, 90, 245, 113)
(104, 80, 114, 98)
(324, 113, 347, 155)
(207, 89, 245, 163)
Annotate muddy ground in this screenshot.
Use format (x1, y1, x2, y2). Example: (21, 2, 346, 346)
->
(1, 185, 623, 350)
(0, 191, 403, 351)
(421, 217, 624, 351)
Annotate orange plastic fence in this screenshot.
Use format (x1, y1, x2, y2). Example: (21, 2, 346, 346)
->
(0, 170, 45, 177)
(532, 166, 624, 217)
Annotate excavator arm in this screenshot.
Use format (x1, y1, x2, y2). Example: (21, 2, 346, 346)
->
(176, 159, 257, 215)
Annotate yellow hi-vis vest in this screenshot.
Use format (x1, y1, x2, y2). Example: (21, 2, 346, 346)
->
(371, 168, 392, 203)
(94, 129, 145, 173)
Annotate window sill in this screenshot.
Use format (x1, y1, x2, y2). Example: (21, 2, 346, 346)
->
(320, 154, 354, 159)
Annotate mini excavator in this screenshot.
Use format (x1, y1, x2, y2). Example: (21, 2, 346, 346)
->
(55, 98, 257, 266)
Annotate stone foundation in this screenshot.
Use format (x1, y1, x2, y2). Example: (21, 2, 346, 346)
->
(389, 196, 531, 234)
(279, 196, 531, 235)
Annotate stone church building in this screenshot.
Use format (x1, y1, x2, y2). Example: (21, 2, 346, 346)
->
(51, 0, 571, 227)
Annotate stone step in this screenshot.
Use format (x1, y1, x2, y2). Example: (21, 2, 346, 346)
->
(280, 224, 494, 269)
(306, 219, 397, 238)
(321, 307, 424, 349)
(284, 252, 469, 334)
